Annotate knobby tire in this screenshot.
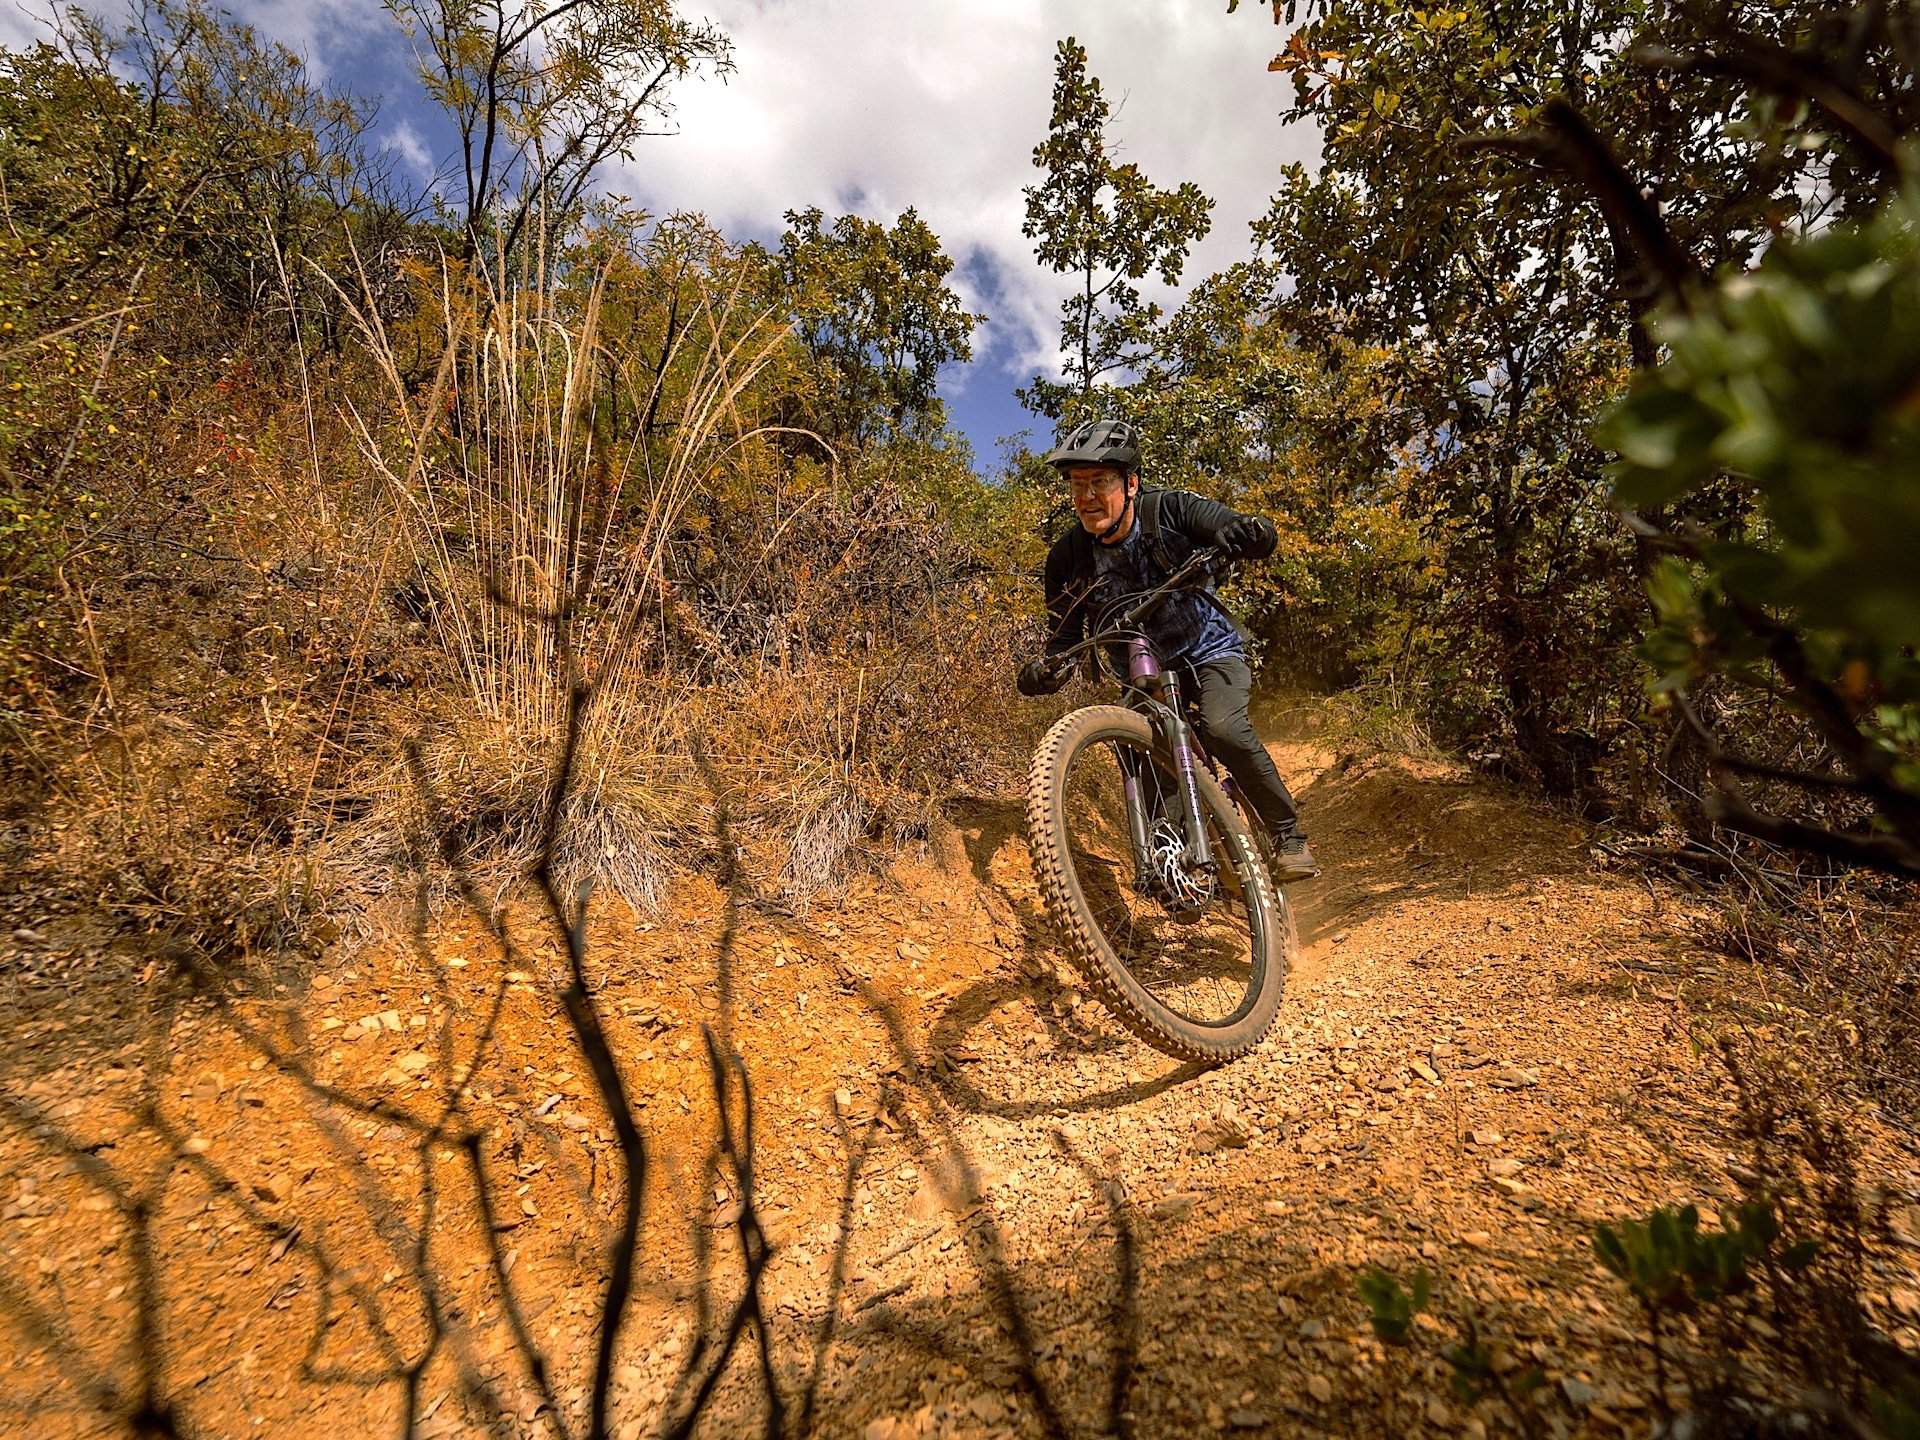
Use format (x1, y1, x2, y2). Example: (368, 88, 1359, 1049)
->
(1025, 705, 1294, 1060)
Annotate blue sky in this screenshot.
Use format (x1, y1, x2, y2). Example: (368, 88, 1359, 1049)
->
(2, 0, 1320, 469)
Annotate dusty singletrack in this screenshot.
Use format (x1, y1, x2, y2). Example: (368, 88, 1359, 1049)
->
(3, 734, 1918, 1438)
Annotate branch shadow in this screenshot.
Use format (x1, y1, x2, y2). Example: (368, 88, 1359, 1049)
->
(923, 796, 1214, 1119)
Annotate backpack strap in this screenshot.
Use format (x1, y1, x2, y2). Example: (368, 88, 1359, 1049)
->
(1066, 520, 1094, 574)
(1142, 486, 1254, 651)
(1136, 488, 1176, 575)
(1050, 523, 1097, 645)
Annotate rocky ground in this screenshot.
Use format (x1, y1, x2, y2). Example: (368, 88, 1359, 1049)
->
(2, 734, 1918, 1438)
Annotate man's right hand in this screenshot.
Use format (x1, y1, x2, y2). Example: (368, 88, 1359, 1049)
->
(1017, 656, 1068, 696)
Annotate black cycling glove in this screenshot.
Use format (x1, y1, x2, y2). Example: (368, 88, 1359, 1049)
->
(1217, 515, 1277, 561)
(1017, 656, 1069, 697)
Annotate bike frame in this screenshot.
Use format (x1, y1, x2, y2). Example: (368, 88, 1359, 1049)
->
(1033, 546, 1236, 899)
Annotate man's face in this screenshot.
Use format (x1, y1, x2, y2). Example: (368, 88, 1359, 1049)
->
(1067, 464, 1135, 536)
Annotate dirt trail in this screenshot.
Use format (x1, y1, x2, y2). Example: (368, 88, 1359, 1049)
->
(4, 735, 1919, 1438)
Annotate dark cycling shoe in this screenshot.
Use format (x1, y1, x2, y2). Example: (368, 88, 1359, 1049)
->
(1269, 832, 1319, 882)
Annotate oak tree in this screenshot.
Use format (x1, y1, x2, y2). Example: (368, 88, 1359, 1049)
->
(768, 206, 979, 450)
(1020, 36, 1214, 418)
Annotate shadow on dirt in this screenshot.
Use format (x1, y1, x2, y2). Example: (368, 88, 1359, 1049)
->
(922, 977, 1212, 1122)
(934, 752, 1589, 1081)
(924, 796, 1214, 1119)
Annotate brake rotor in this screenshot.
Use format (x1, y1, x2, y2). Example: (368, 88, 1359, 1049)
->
(1148, 817, 1218, 913)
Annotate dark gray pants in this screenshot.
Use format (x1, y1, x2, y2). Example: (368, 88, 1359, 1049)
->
(1183, 655, 1301, 840)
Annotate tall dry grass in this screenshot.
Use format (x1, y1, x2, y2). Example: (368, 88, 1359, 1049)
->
(335, 235, 796, 912)
(22, 216, 1038, 959)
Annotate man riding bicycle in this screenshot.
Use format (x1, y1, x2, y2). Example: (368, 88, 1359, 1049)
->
(1016, 417, 1318, 881)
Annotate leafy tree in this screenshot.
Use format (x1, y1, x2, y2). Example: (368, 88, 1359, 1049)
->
(1240, 0, 1898, 797)
(1255, 4, 1641, 790)
(386, 0, 732, 264)
(1098, 261, 1434, 690)
(1019, 36, 1213, 418)
(766, 206, 980, 451)
(0, 0, 406, 711)
(1603, 171, 1920, 874)
(0, 1, 389, 350)
(1318, 0, 1920, 865)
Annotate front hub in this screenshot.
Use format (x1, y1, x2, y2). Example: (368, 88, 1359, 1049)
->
(1148, 818, 1218, 913)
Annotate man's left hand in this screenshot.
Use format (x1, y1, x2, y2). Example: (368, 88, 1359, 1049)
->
(1217, 516, 1276, 560)
(1018, 656, 1069, 696)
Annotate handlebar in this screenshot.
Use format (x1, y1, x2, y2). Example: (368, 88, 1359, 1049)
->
(1036, 545, 1223, 675)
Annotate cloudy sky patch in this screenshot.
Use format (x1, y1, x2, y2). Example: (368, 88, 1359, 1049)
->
(615, 0, 1317, 451)
(2, 0, 1318, 459)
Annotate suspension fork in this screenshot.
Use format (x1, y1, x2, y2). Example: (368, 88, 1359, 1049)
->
(1117, 747, 1154, 887)
(1160, 674, 1215, 870)
(1122, 639, 1214, 873)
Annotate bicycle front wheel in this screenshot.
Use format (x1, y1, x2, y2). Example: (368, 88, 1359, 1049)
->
(1025, 705, 1291, 1060)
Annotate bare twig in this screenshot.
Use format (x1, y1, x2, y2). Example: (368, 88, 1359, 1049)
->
(1051, 1130, 1141, 1440)
(796, 1090, 879, 1438)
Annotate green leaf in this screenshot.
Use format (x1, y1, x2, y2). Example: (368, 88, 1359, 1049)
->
(1356, 1264, 1432, 1344)
(1592, 1224, 1630, 1278)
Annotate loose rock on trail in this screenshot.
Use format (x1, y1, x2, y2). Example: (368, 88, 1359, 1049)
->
(2, 735, 1917, 1438)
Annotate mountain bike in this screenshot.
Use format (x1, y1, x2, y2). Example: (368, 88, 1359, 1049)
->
(1023, 547, 1295, 1060)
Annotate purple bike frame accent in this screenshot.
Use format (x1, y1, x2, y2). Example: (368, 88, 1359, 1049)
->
(1125, 637, 1213, 868)
(1126, 637, 1161, 687)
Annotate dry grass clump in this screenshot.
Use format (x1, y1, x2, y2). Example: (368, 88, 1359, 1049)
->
(43, 707, 353, 967)
(391, 694, 696, 911)
(333, 257, 779, 910)
(693, 660, 1009, 904)
(1710, 877, 1920, 1113)
(9, 363, 410, 965)
(675, 466, 1040, 901)
(1291, 682, 1447, 763)
(7, 203, 1041, 957)
(316, 239, 1036, 913)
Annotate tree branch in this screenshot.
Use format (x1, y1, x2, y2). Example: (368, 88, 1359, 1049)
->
(1463, 97, 1697, 308)
(1634, 35, 1901, 175)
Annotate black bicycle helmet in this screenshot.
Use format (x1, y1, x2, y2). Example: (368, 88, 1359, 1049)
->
(1045, 418, 1140, 473)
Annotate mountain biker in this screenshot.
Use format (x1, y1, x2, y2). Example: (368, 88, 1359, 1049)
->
(1016, 417, 1318, 881)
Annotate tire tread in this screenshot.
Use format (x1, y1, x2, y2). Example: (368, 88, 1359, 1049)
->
(1024, 706, 1292, 1060)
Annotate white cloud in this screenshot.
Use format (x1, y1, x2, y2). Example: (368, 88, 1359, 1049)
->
(214, 0, 391, 78)
(611, 0, 1320, 383)
(0, 2, 47, 53)
(381, 116, 434, 177)
(0, 0, 1320, 447)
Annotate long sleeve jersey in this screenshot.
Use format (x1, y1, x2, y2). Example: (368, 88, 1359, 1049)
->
(1040, 487, 1272, 671)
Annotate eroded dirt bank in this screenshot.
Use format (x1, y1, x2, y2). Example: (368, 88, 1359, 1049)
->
(3, 739, 1918, 1438)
